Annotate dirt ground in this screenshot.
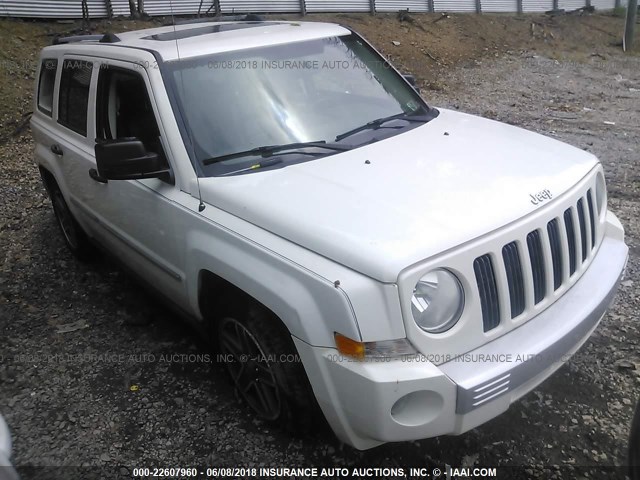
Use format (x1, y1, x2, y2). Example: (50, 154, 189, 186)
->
(0, 10, 639, 479)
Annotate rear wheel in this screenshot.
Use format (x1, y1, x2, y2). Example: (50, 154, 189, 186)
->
(217, 303, 318, 432)
(49, 183, 94, 261)
(629, 398, 640, 479)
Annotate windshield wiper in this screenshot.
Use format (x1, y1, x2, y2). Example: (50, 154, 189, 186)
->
(219, 157, 284, 176)
(203, 140, 351, 165)
(335, 112, 434, 142)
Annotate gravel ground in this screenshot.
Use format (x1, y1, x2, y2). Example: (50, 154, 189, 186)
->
(1, 16, 639, 480)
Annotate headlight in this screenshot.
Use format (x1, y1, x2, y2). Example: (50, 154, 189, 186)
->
(595, 172, 607, 217)
(411, 269, 464, 333)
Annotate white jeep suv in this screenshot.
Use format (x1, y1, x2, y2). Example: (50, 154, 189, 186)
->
(31, 19, 628, 450)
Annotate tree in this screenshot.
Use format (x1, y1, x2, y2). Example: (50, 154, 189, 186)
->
(624, 0, 638, 51)
(81, 0, 89, 28)
(128, 0, 145, 18)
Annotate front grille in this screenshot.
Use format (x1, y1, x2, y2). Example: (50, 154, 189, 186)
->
(474, 187, 599, 332)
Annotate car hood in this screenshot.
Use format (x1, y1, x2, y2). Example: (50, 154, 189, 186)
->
(199, 108, 598, 282)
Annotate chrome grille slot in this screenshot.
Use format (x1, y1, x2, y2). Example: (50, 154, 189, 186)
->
(587, 190, 596, 250)
(577, 198, 588, 262)
(564, 208, 577, 276)
(526, 230, 546, 305)
(474, 255, 501, 332)
(502, 242, 525, 318)
(547, 219, 563, 291)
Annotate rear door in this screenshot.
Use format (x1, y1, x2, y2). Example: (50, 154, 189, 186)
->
(32, 56, 99, 238)
(31, 56, 62, 186)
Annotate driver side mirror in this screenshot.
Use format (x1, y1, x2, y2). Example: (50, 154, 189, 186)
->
(93, 138, 171, 182)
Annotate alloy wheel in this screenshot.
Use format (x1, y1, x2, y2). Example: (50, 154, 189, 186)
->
(219, 317, 282, 420)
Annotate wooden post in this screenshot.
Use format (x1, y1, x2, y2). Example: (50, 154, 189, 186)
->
(370, 0, 376, 15)
(517, 0, 523, 14)
(300, 0, 306, 15)
(476, 0, 481, 13)
(105, 0, 113, 18)
(553, 0, 559, 10)
(624, 0, 638, 51)
(81, 0, 89, 26)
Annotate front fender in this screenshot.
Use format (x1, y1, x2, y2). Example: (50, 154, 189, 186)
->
(185, 229, 362, 347)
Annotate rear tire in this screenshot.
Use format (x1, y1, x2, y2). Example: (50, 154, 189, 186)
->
(629, 398, 640, 479)
(217, 302, 319, 433)
(49, 183, 94, 261)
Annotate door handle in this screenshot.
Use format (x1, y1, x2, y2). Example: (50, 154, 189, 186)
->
(50, 144, 63, 156)
(89, 168, 108, 184)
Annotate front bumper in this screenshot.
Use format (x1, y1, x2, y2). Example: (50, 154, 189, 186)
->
(294, 212, 628, 450)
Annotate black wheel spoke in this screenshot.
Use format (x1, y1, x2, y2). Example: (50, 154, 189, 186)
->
(255, 362, 277, 387)
(254, 381, 279, 416)
(229, 358, 244, 379)
(220, 329, 243, 357)
(239, 324, 257, 356)
(219, 317, 281, 420)
(235, 364, 254, 394)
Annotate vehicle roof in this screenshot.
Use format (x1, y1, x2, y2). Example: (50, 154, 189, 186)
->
(47, 21, 351, 62)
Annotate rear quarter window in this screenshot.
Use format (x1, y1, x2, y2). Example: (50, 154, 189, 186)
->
(37, 59, 57, 116)
(58, 59, 93, 136)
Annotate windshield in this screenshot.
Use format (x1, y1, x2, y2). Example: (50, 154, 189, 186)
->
(167, 33, 434, 176)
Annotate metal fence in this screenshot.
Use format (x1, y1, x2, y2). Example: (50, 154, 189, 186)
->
(0, 0, 620, 18)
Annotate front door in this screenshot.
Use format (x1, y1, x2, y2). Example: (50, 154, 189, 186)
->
(61, 58, 188, 310)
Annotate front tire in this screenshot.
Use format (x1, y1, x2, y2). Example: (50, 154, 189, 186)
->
(217, 303, 318, 432)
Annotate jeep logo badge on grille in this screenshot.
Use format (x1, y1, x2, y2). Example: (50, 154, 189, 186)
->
(530, 189, 553, 205)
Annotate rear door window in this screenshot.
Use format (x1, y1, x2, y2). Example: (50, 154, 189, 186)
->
(37, 59, 57, 116)
(58, 59, 93, 136)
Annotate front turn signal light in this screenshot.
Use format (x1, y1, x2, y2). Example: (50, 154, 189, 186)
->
(334, 333, 417, 360)
(334, 332, 366, 360)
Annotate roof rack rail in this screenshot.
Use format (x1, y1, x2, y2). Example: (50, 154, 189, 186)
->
(173, 14, 264, 26)
(53, 33, 121, 45)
